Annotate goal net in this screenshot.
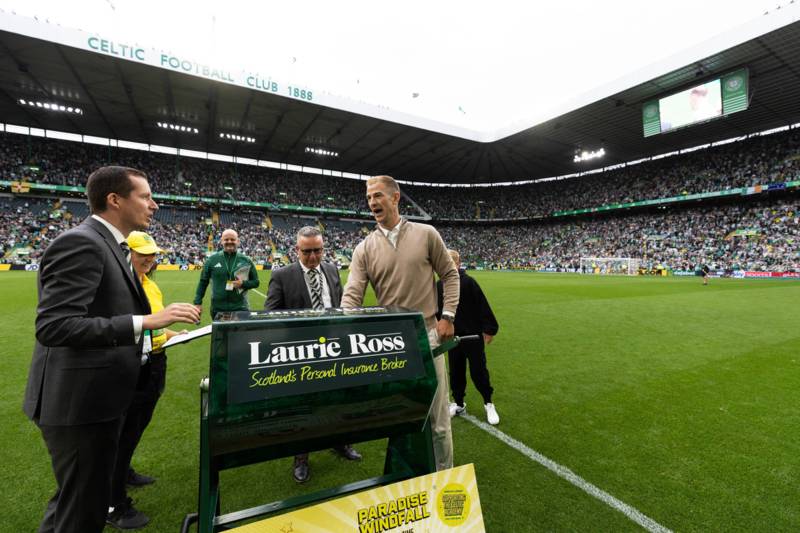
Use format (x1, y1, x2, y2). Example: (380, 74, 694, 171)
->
(579, 257, 641, 275)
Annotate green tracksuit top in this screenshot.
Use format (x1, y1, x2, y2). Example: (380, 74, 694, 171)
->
(193, 251, 260, 315)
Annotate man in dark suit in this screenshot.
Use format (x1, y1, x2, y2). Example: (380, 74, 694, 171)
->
(23, 166, 200, 533)
(436, 249, 501, 425)
(265, 226, 362, 483)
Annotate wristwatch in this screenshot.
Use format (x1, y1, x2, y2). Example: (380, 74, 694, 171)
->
(442, 314, 455, 323)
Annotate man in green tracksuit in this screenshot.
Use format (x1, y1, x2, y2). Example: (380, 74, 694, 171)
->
(193, 228, 260, 317)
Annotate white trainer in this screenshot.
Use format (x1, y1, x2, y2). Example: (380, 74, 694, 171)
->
(484, 403, 500, 425)
(448, 402, 466, 417)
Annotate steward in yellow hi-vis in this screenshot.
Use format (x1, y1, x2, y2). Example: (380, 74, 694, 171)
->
(108, 231, 190, 527)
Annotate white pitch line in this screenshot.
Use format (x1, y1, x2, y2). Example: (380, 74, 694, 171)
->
(461, 413, 673, 533)
(251, 288, 267, 298)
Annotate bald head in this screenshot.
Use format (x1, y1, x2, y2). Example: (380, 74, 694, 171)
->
(220, 229, 239, 253)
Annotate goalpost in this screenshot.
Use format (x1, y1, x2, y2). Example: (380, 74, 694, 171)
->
(579, 257, 641, 275)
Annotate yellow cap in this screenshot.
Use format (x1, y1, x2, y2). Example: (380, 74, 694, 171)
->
(127, 231, 164, 255)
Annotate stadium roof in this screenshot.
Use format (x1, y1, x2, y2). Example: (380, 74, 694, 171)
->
(1, 4, 800, 184)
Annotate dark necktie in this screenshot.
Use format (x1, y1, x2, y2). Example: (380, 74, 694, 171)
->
(307, 268, 324, 310)
(119, 241, 146, 308)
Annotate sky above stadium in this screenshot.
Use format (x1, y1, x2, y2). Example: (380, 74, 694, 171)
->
(0, 0, 793, 138)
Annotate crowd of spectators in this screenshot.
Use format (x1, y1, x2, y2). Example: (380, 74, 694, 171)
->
(2, 193, 797, 273)
(437, 196, 800, 272)
(0, 197, 74, 263)
(0, 132, 420, 216)
(0, 197, 367, 267)
(406, 129, 800, 219)
(2, 126, 799, 272)
(4, 127, 800, 223)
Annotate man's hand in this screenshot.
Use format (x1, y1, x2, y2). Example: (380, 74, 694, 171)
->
(483, 333, 494, 345)
(143, 303, 201, 330)
(194, 304, 202, 314)
(231, 279, 243, 288)
(436, 318, 454, 342)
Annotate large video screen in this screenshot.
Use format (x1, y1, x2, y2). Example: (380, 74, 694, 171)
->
(659, 79, 722, 132)
(642, 69, 748, 137)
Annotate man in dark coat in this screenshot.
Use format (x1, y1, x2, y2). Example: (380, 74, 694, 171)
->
(23, 166, 200, 532)
(265, 226, 362, 483)
(700, 263, 711, 285)
(436, 249, 501, 425)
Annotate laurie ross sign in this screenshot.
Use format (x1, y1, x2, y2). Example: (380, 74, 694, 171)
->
(227, 317, 425, 404)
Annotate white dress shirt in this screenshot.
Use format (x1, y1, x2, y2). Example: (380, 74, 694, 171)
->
(91, 214, 143, 340)
(378, 219, 403, 248)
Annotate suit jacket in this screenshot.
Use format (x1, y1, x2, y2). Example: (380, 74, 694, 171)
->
(265, 261, 342, 311)
(436, 269, 499, 339)
(23, 217, 151, 426)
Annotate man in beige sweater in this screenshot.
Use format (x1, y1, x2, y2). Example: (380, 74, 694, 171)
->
(342, 175, 460, 471)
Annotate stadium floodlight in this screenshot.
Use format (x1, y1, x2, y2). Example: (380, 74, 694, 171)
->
(18, 98, 83, 115)
(305, 146, 339, 157)
(219, 132, 256, 143)
(157, 121, 199, 134)
(574, 148, 605, 163)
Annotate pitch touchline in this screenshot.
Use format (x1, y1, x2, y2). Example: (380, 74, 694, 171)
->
(460, 413, 673, 533)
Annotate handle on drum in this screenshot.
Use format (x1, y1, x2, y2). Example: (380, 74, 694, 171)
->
(432, 334, 482, 356)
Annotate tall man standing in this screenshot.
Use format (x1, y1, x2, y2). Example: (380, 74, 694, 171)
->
(265, 226, 362, 483)
(23, 166, 201, 533)
(437, 249, 501, 425)
(193, 229, 260, 318)
(341, 175, 459, 471)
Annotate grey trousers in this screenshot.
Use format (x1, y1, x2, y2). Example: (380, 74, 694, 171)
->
(431, 353, 454, 470)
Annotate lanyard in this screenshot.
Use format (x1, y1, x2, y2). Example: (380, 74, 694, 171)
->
(223, 252, 239, 281)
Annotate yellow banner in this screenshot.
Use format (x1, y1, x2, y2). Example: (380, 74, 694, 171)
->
(231, 464, 484, 533)
(0, 265, 11, 271)
(11, 181, 31, 193)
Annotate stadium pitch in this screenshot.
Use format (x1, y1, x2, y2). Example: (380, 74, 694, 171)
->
(2, 271, 798, 532)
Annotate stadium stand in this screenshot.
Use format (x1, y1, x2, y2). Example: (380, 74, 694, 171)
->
(437, 196, 800, 272)
(0, 132, 422, 216)
(4, 128, 800, 223)
(2, 128, 799, 272)
(2, 191, 797, 272)
(405, 129, 800, 220)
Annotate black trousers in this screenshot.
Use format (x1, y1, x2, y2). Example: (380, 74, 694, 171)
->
(447, 344, 494, 405)
(37, 417, 124, 533)
(110, 353, 167, 506)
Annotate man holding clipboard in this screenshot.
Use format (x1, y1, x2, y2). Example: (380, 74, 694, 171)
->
(193, 229, 260, 318)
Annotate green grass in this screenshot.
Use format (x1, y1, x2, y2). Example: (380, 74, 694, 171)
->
(2, 271, 799, 532)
